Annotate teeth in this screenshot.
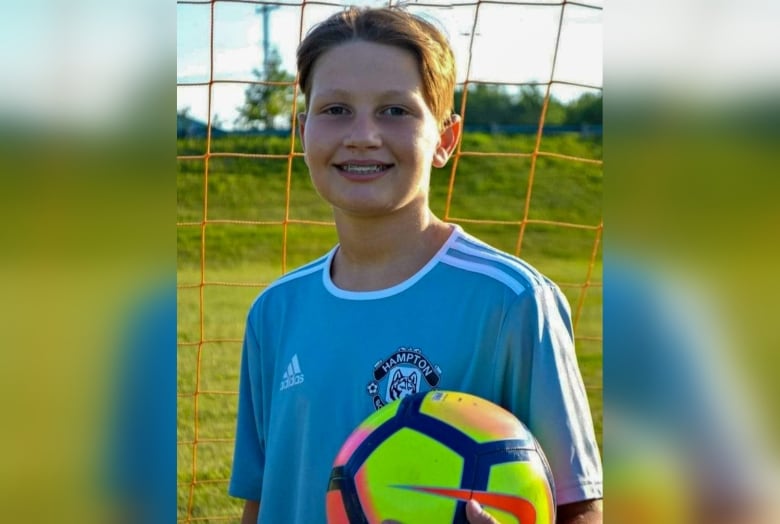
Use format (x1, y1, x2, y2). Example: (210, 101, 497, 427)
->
(340, 164, 386, 174)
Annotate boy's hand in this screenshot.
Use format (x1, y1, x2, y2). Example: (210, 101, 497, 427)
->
(465, 500, 499, 524)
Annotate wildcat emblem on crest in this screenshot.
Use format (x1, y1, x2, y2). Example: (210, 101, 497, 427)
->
(366, 347, 442, 410)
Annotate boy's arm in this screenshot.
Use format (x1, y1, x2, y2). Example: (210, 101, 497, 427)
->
(465, 499, 603, 524)
(240, 499, 259, 524)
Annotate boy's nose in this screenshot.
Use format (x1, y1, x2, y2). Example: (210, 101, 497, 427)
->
(344, 113, 382, 149)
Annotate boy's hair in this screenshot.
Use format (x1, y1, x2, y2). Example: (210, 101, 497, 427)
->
(296, 6, 456, 128)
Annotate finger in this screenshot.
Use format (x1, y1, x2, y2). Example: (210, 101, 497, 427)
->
(465, 500, 498, 524)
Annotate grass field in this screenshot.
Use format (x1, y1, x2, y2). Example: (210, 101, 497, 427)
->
(177, 132, 602, 522)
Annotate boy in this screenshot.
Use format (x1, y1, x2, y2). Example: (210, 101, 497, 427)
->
(229, 6, 603, 523)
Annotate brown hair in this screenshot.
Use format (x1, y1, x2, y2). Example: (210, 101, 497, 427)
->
(296, 6, 456, 128)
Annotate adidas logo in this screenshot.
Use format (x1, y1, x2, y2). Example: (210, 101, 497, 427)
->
(279, 354, 305, 391)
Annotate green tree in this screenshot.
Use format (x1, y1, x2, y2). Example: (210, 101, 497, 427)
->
(235, 48, 296, 130)
(514, 85, 545, 124)
(513, 85, 567, 125)
(454, 84, 514, 126)
(453, 84, 568, 127)
(564, 92, 603, 125)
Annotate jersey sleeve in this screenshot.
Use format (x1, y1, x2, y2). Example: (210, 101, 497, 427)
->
(228, 312, 266, 502)
(500, 279, 603, 506)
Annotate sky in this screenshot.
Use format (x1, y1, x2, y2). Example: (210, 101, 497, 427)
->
(176, 0, 604, 130)
(2, 1, 776, 132)
(1, 0, 169, 130)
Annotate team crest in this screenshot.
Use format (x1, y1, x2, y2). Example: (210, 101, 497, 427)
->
(366, 347, 442, 410)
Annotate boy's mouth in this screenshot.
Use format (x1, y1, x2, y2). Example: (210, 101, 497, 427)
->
(335, 163, 393, 174)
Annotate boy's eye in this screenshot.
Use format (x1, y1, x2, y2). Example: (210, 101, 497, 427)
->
(322, 106, 348, 116)
(381, 106, 409, 117)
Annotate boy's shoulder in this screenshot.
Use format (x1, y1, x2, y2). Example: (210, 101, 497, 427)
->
(443, 227, 553, 295)
(249, 248, 335, 307)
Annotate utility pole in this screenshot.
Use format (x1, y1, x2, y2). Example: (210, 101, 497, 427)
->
(256, 4, 279, 75)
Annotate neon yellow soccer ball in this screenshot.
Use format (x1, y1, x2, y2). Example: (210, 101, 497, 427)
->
(326, 390, 556, 524)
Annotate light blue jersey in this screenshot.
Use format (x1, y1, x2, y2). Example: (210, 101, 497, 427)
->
(229, 225, 602, 523)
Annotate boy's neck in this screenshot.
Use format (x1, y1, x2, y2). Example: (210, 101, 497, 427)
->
(330, 209, 453, 292)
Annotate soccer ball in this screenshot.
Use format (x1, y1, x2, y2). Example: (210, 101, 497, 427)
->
(326, 390, 556, 524)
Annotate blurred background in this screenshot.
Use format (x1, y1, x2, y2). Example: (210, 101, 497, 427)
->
(0, 1, 174, 522)
(605, 0, 780, 522)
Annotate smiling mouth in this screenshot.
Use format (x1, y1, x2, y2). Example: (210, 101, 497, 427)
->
(335, 163, 393, 174)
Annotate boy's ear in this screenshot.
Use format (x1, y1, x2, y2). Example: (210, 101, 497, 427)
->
(432, 114, 462, 168)
(297, 113, 307, 150)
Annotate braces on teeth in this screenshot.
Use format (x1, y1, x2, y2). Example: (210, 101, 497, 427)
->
(341, 164, 387, 173)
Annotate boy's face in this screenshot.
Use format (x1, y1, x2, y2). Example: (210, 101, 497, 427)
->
(299, 40, 459, 219)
